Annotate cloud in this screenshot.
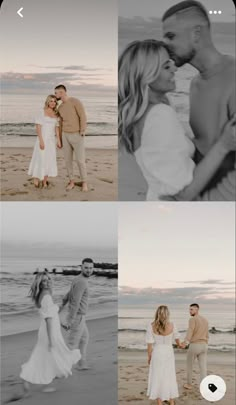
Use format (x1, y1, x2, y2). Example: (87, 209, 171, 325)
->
(30, 65, 112, 72)
(119, 285, 235, 305)
(181, 279, 235, 285)
(0, 71, 116, 94)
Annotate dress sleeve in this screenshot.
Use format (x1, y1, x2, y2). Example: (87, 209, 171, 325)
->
(140, 104, 195, 195)
(146, 323, 155, 344)
(40, 295, 55, 319)
(35, 112, 44, 125)
(172, 323, 180, 340)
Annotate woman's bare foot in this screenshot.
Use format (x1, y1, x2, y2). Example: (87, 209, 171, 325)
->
(43, 181, 49, 188)
(66, 181, 75, 190)
(23, 381, 30, 397)
(157, 399, 162, 405)
(81, 182, 88, 192)
(33, 178, 40, 188)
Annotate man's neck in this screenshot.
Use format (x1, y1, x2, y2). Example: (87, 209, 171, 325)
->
(190, 46, 224, 78)
(61, 95, 69, 103)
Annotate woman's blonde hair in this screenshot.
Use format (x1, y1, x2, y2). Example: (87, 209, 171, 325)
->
(44, 95, 58, 114)
(29, 271, 51, 306)
(118, 39, 169, 154)
(153, 305, 170, 334)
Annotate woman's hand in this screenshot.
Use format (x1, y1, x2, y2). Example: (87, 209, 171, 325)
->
(39, 140, 45, 150)
(218, 114, 236, 152)
(148, 354, 152, 365)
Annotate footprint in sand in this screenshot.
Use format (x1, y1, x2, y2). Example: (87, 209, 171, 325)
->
(8, 191, 29, 196)
(97, 177, 113, 184)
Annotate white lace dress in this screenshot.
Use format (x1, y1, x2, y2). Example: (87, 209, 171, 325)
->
(28, 112, 59, 180)
(134, 103, 195, 200)
(146, 322, 180, 401)
(20, 294, 80, 384)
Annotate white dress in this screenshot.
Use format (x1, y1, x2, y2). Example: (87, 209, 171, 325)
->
(146, 322, 179, 401)
(20, 294, 80, 384)
(28, 112, 59, 180)
(134, 104, 196, 200)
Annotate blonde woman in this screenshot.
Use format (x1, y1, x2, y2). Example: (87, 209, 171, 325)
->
(28, 95, 62, 188)
(20, 271, 80, 397)
(146, 305, 182, 405)
(119, 40, 236, 201)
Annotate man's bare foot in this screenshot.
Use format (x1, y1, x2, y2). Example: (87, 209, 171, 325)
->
(183, 383, 193, 390)
(66, 181, 75, 191)
(169, 400, 175, 405)
(81, 182, 88, 192)
(75, 361, 90, 370)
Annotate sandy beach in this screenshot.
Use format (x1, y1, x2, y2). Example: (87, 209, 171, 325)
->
(1, 315, 117, 405)
(118, 350, 235, 405)
(0, 146, 117, 201)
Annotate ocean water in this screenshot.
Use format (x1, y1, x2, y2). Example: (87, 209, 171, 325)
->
(119, 305, 236, 353)
(0, 92, 117, 141)
(0, 257, 118, 336)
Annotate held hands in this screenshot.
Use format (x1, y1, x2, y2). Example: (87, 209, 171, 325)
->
(148, 355, 152, 365)
(220, 113, 236, 152)
(61, 323, 71, 331)
(179, 342, 187, 349)
(57, 141, 62, 149)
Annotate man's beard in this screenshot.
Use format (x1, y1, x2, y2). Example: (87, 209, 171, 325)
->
(168, 48, 196, 67)
(83, 272, 92, 278)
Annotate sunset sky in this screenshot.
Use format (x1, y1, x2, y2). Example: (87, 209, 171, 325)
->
(0, 0, 117, 93)
(2, 202, 118, 258)
(119, 203, 235, 304)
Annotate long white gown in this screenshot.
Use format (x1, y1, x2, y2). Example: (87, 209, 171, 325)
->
(146, 322, 179, 401)
(20, 294, 80, 385)
(28, 112, 59, 180)
(134, 103, 196, 200)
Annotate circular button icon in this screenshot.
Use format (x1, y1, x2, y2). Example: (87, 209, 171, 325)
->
(200, 375, 226, 402)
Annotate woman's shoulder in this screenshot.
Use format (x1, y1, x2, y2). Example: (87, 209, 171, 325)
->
(145, 103, 179, 126)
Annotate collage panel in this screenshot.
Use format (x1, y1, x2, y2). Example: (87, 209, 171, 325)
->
(1, 202, 118, 404)
(0, 0, 117, 202)
(118, 0, 235, 202)
(118, 202, 235, 404)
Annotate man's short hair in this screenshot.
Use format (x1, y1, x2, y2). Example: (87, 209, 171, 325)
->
(162, 0, 210, 27)
(190, 303, 199, 309)
(54, 84, 67, 92)
(82, 258, 94, 264)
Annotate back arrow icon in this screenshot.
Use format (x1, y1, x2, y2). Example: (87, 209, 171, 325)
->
(17, 7, 23, 18)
